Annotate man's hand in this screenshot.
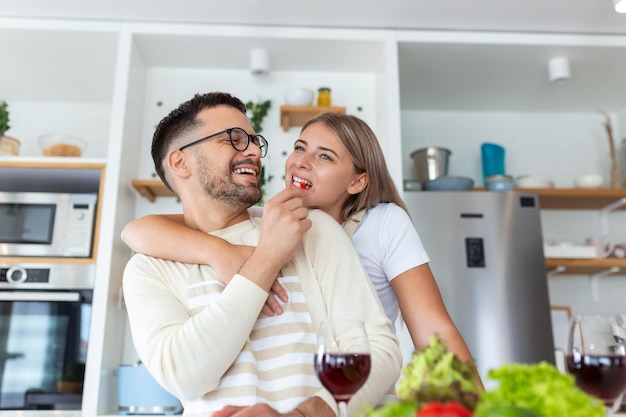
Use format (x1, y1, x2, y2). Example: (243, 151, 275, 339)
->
(211, 404, 300, 417)
(211, 396, 335, 417)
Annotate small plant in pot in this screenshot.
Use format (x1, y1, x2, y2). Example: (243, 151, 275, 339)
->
(246, 99, 274, 204)
(0, 101, 20, 156)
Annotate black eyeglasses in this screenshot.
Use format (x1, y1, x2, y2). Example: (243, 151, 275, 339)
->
(178, 127, 268, 158)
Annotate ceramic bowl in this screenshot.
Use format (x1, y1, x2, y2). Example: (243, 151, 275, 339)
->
(574, 174, 603, 189)
(485, 174, 515, 191)
(423, 176, 474, 191)
(516, 174, 555, 188)
(284, 88, 314, 105)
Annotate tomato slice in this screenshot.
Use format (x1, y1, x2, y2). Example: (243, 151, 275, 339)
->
(417, 401, 472, 417)
(443, 402, 472, 417)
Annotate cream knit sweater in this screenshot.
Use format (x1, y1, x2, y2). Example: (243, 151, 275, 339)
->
(123, 209, 402, 417)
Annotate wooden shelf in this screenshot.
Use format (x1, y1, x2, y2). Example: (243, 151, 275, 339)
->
(525, 188, 626, 210)
(280, 105, 346, 132)
(131, 178, 175, 202)
(546, 258, 626, 275)
(471, 187, 626, 210)
(131, 179, 626, 210)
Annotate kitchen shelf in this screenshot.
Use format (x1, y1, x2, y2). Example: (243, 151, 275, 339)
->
(132, 179, 626, 209)
(525, 188, 626, 210)
(280, 105, 346, 132)
(471, 187, 626, 210)
(131, 178, 175, 202)
(545, 258, 626, 275)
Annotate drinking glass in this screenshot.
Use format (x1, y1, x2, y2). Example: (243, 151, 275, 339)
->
(314, 320, 371, 417)
(566, 314, 626, 416)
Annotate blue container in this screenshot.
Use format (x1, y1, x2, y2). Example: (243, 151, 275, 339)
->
(480, 143, 506, 184)
(118, 363, 183, 415)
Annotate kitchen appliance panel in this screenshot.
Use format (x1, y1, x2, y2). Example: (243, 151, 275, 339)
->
(403, 191, 555, 382)
(0, 262, 94, 411)
(0, 289, 92, 410)
(0, 192, 97, 258)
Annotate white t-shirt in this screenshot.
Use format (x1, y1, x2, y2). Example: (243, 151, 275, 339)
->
(349, 203, 430, 326)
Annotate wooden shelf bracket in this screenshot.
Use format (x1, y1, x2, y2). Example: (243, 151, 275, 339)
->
(590, 266, 620, 301)
(601, 197, 626, 237)
(547, 265, 566, 277)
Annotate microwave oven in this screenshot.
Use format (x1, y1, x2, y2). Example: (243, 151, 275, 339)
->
(0, 191, 97, 258)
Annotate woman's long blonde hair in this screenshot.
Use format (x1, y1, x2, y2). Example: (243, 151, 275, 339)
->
(301, 112, 409, 223)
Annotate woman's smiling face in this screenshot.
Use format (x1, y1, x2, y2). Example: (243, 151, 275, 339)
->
(285, 121, 364, 223)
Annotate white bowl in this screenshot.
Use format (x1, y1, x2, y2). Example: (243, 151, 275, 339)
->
(284, 88, 314, 105)
(574, 174, 603, 189)
(516, 174, 555, 188)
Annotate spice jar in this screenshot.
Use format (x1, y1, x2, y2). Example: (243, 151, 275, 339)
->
(317, 87, 332, 106)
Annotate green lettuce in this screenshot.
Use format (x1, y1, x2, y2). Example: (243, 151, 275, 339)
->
(359, 335, 481, 417)
(396, 334, 481, 410)
(475, 362, 605, 417)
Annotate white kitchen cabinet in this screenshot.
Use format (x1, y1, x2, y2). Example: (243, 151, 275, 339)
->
(396, 30, 626, 188)
(2, 15, 626, 417)
(93, 21, 400, 417)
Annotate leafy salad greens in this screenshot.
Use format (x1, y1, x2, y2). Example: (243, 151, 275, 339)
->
(359, 335, 606, 417)
(476, 362, 605, 417)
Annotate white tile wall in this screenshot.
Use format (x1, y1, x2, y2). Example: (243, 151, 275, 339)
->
(401, 110, 615, 188)
(401, 109, 626, 333)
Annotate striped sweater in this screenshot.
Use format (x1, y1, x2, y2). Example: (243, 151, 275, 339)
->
(123, 209, 402, 417)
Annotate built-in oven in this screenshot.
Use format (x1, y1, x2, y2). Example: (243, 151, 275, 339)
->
(0, 262, 94, 411)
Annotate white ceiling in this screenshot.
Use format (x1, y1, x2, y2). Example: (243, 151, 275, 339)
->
(2, 0, 626, 113)
(0, 0, 625, 35)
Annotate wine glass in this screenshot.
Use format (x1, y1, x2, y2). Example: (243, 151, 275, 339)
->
(314, 320, 371, 417)
(566, 314, 626, 416)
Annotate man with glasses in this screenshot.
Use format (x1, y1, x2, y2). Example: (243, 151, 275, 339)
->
(123, 92, 401, 417)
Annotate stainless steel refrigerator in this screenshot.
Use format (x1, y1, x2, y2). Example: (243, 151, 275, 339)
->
(403, 191, 555, 383)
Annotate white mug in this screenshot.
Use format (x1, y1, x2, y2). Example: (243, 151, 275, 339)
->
(585, 236, 612, 258)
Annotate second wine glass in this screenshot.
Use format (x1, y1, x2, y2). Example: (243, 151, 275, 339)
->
(314, 320, 371, 417)
(566, 314, 626, 416)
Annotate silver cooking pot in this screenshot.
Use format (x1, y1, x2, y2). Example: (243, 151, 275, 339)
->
(410, 146, 452, 183)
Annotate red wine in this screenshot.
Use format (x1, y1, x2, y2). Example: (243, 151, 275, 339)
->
(314, 353, 371, 401)
(566, 353, 626, 404)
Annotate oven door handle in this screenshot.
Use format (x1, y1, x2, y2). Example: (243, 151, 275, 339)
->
(0, 291, 81, 302)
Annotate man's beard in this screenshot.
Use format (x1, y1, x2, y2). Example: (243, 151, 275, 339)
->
(196, 155, 261, 208)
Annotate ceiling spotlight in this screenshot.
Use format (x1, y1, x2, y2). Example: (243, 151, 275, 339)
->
(548, 56, 571, 85)
(250, 48, 270, 77)
(614, 0, 626, 13)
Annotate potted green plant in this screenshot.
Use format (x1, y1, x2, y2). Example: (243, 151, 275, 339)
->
(246, 99, 274, 204)
(0, 101, 20, 156)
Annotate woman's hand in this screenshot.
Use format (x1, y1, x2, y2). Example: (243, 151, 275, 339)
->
(215, 244, 288, 316)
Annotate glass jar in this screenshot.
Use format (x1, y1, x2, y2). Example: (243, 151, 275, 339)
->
(317, 87, 332, 106)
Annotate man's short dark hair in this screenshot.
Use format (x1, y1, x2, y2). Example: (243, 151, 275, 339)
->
(151, 92, 247, 191)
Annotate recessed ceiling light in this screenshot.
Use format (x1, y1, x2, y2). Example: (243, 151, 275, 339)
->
(614, 0, 626, 13)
